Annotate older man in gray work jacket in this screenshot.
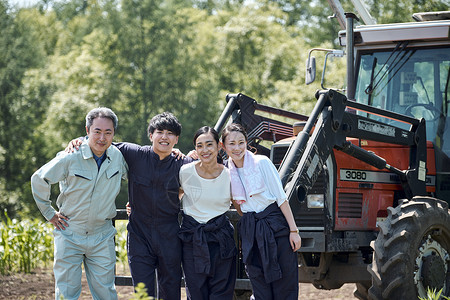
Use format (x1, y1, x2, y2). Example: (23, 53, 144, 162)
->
(31, 107, 128, 300)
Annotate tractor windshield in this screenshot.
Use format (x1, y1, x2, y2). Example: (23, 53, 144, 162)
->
(355, 45, 450, 154)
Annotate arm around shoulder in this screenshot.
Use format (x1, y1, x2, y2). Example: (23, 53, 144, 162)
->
(112, 141, 143, 166)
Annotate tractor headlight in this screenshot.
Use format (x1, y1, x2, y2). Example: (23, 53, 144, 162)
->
(307, 194, 324, 208)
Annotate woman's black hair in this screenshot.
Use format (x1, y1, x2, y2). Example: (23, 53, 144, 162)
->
(193, 126, 219, 145)
(221, 123, 248, 143)
(193, 126, 223, 163)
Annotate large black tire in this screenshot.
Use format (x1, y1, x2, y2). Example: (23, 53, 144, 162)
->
(368, 197, 450, 300)
(354, 282, 370, 300)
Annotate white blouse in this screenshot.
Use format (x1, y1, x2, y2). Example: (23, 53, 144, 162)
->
(236, 156, 287, 213)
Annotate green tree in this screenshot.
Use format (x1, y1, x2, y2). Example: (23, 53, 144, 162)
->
(97, 0, 221, 148)
(0, 3, 60, 218)
(366, 0, 449, 24)
(260, 0, 450, 47)
(206, 3, 344, 114)
(2, 0, 445, 218)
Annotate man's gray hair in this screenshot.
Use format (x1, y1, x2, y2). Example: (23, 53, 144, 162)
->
(86, 107, 118, 131)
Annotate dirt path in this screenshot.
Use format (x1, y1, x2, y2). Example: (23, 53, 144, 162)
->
(0, 268, 356, 299)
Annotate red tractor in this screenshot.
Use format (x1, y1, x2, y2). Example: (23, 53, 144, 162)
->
(214, 10, 450, 300)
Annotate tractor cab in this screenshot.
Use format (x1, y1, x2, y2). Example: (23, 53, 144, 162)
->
(349, 19, 450, 201)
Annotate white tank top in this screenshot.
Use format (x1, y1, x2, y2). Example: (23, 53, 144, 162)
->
(180, 162, 231, 223)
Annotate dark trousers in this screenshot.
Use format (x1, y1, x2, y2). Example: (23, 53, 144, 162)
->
(245, 233, 298, 300)
(182, 241, 236, 300)
(127, 221, 182, 300)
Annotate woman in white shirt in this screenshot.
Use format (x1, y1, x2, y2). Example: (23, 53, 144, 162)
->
(221, 123, 301, 300)
(178, 126, 238, 300)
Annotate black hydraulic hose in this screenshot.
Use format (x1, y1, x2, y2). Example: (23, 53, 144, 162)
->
(338, 141, 406, 180)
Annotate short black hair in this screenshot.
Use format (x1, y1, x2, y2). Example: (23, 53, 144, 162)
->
(147, 112, 182, 137)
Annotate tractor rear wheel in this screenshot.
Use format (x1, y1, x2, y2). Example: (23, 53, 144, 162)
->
(368, 197, 450, 300)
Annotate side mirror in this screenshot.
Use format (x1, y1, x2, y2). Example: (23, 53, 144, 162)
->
(306, 56, 316, 85)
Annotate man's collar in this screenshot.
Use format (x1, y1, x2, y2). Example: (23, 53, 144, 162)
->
(150, 146, 172, 162)
(81, 140, 110, 160)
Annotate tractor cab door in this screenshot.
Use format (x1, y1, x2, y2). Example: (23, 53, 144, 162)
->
(354, 45, 450, 201)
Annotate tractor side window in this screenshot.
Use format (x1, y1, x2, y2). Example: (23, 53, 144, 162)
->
(439, 60, 450, 156)
(355, 53, 388, 110)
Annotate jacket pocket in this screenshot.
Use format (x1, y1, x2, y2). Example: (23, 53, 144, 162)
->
(69, 169, 93, 181)
(106, 168, 120, 179)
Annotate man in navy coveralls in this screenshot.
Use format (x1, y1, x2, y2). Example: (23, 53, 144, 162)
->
(116, 112, 192, 299)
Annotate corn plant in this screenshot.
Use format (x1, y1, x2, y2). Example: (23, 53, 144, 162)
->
(1, 210, 129, 275)
(0, 210, 128, 274)
(418, 288, 450, 300)
(115, 220, 128, 273)
(0, 210, 54, 274)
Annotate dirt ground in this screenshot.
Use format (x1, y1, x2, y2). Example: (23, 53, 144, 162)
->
(0, 268, 356, 300)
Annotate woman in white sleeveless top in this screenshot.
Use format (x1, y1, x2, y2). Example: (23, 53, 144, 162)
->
(178, 126, 238, 300)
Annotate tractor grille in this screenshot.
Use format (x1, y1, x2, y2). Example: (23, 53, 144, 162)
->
(294, 169, 326, 228)
(294, 205, 325, 228)
(271, 143, 290, 169)
(337, 193, 363, 218)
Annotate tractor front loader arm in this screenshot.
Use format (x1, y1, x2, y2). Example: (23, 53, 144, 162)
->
(280, 89, 427, 203)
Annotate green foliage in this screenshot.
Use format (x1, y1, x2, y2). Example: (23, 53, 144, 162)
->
(130, 282, 154, 300)
(99, 0, 221, 147)
(0, 214, 153, 299)
(418, 287, 450, 300)
(115, 220, 128, 273)
(0, 2, 60, 219)
(364, 0, 450, 24)
(0, 0, 443, 219)
(0, 214, 129, 277)
(0, 210, 53, 274)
